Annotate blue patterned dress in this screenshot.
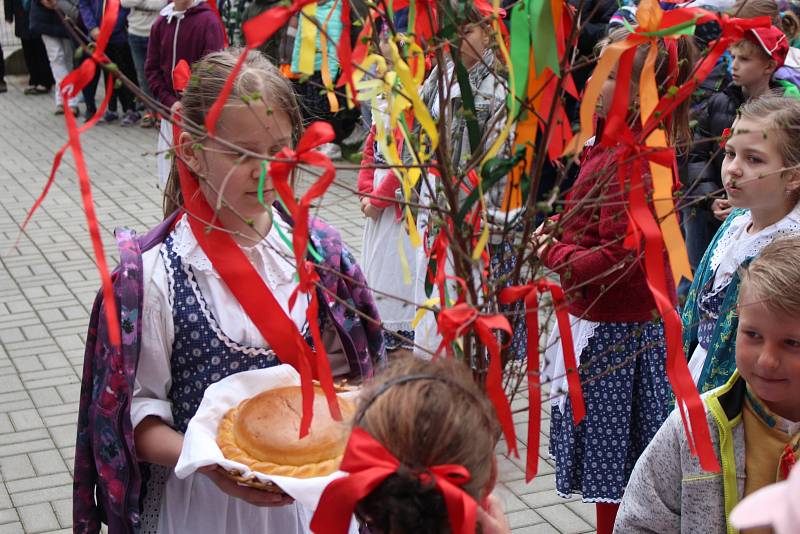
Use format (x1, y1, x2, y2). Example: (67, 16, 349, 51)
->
(548, 319, 672, 502)
(162, 235, 290, 432)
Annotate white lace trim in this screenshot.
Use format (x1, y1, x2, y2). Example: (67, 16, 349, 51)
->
(182, 261, 277, 358)
(555, 490, 622, 504)
(709, 204, 800, 294)
(169, 213, 296, 288)
(160, 243, 176, 310)
(543, 315, 600, 414)
(381, 320, 416, 332)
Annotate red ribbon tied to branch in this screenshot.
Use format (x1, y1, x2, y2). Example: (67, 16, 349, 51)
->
(39, 0, 124, 350)
(435, 303, 517, 457)
(310, 427, 477, 534)
(500, 280, 585, 481)
(269, 121, 341, 423)
(603, 125, 720, 472)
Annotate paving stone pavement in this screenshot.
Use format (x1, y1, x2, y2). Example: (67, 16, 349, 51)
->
(0, 75, 596, 534)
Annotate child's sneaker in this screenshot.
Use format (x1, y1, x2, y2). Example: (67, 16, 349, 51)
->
(121, 110, 141, 127)
(140, 112, 157, 128)
(99, 110, 119, 123)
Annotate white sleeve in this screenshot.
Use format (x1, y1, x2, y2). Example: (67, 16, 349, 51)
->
(131, 245, 176, 429)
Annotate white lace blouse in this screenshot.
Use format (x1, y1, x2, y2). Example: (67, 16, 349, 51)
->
(132, 210, 318, 534)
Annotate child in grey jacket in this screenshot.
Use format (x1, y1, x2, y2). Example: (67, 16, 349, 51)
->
(616, 236, 800, 533)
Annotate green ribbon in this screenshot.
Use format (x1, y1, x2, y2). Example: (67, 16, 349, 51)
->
(530, 0, 559, 77)
(622, 17, 698, 38)
(508, 0, 531, 120)
(258, 160, 324, 263)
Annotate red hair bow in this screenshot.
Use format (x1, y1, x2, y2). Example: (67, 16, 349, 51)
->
(310, 427, 477, 534)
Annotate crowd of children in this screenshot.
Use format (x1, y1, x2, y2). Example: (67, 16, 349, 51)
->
(62, 1, 800, 533)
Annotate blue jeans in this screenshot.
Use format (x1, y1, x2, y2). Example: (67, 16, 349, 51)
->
(128, 34, 151, 98)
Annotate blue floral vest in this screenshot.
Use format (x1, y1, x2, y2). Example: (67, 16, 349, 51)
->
(162, 235, 290, 433)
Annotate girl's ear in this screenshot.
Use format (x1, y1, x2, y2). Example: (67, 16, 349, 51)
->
(177, 131, 203, 175)
(785, 169, 800, 196)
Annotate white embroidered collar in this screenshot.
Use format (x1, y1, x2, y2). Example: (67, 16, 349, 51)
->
(170, 209, 298, 286)
(710, 202, 800, 294)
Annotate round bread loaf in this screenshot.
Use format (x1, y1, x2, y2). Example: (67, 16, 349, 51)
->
(217, 385, 355, 478)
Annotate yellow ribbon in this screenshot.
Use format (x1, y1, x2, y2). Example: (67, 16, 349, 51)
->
(318, 1, 339, 112)
(297, 3, 318, 75)
(412, 297, 441, 328)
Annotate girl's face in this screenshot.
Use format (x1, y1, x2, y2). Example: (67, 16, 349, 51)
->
(721, 116, 798, 211)
(596, 63, 617, 118)
(736, 284, 800, 421)
(184, 100, 292, 223)
(459, 24, 490, 69)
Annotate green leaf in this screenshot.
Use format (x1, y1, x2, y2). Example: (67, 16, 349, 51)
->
(452, 52, 481, 154)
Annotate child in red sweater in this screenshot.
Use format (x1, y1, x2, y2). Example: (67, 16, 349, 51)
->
(534, 31, 693, 534)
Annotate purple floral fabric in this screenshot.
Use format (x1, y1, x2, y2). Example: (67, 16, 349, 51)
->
(73, 210, 385, 533)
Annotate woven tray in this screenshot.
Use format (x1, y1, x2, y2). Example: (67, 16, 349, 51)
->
(221, 469, 287, 493)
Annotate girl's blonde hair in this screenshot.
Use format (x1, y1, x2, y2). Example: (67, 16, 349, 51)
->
(738, 95, 800, 179)
(733, 0, 800, 40)
(353, 357, 499, 533)
(163, 48, 303, 217)
(740, 236, 800, 317)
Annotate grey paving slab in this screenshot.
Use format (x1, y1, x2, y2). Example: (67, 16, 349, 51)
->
(0, 74, 596, 533)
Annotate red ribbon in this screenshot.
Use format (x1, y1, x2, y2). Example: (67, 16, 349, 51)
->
(719, 127, 731, 148)
(270, 121, 341, 422)
(16, 76, 114, 245)
(609, 130, 719, 472)
(29, 0, 125, 350)
(588, 11, 773, 474)
(392, 0, 438, 41)
(174, 120, 340, 436)
(205, 0, 316, 135)
(641, 15, 771, 136)
(334, 0, 358, 107)
(500, 280, 585, 481)
(435, 303, 516, 457)
(310, 427, 477, 534)
(172, 59, 191, 93)
(781, 444, 797, 479)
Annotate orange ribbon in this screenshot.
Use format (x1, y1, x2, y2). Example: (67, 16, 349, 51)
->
(558, 4, 773, 474)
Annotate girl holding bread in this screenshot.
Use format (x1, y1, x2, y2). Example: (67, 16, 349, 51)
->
(72, 49, 385, 533)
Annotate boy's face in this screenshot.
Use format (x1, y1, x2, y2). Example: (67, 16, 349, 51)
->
(736, 284, 800, 421)
(731, 44, 776, 90)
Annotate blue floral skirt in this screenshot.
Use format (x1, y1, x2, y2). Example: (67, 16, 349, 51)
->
(490, 241, 527, 361)
(548, 319, 672, 502)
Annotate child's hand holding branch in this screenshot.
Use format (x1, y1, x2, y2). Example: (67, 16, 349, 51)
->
(533, 219, 560, 257)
